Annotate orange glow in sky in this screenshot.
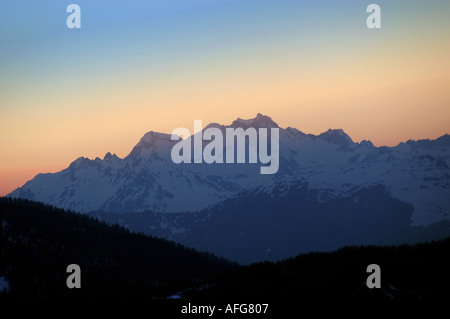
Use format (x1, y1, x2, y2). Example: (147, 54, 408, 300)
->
(1, 1, 449, 196)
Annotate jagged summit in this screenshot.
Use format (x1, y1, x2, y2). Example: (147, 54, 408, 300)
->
(359, 140, 374, 147)
(406, 134, 450, 149)
(103, 152, 120, 161)
(318, 128, 353, 144)
(139, 131, 172, 143)
(69, 156, 92, 169)
(127, 131, 174, 158)
(7, 114, 449, 229)
(231, 113, 279, 129)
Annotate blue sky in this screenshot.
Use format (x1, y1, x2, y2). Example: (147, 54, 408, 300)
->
(0, 0, 449, 195)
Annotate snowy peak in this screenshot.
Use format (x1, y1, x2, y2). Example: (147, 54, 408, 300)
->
(127, 131, 174, 159)
(405, 134, 450, 150)
(203, 114, 278, 133)
(103, 152, 120, 161)
(69, 156, 94, 170)
(138, 131, 172, 145)
(230, 113, 279, 129)
(318, 129, 353, 145)
(6, 114, 450, 230)
(358, 140, 374, 147)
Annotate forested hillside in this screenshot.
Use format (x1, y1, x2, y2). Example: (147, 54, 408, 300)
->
(0, 197, 234, 299)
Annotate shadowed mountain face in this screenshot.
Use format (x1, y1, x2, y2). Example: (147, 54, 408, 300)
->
(90, 183, 450, 264)
(8, 114, 450, 263)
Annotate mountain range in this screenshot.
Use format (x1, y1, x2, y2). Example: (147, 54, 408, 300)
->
(8, 114, 450, 263)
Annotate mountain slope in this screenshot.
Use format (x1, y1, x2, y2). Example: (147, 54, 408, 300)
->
(7, 114, 450, 263)
(91, 180, 450, 264)
(8, 115, 450, 227)
(0, 197, 234, 299)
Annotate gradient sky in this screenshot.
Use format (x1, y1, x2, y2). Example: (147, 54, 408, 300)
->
(1, 0, 449, 196)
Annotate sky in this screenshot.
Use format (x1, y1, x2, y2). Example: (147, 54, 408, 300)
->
(0, 0, 449, 196)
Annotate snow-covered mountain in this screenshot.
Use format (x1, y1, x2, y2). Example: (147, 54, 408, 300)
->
(8, 114, 450, 262)
(9, 114, 450, 224)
